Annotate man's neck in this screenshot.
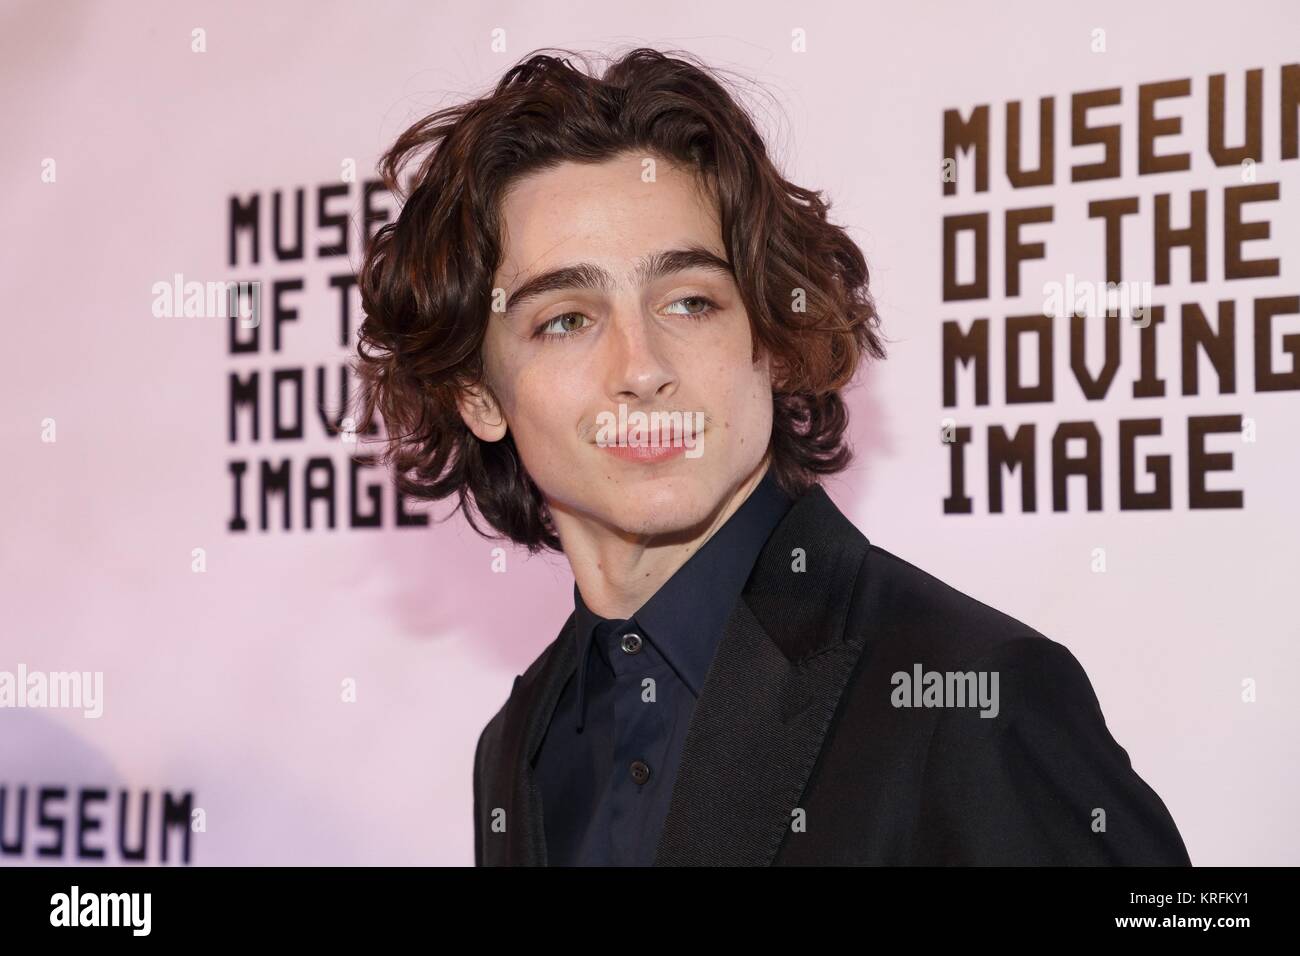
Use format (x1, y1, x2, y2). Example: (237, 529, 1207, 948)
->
(551, 455, 772, 620)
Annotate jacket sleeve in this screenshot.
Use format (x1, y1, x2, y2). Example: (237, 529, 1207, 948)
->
(912, 636, 1192, 865)
(472, 723, 486, 867)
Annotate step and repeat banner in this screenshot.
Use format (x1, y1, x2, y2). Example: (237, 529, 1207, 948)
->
(2, 0, 1297, 865)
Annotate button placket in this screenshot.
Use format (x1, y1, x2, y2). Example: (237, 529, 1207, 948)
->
(607, 628, 660, 788)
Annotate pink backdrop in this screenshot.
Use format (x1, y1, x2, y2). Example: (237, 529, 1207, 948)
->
(2, 0, 1297, 865)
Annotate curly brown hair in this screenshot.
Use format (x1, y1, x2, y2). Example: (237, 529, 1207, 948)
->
(352, 46, 886, 554)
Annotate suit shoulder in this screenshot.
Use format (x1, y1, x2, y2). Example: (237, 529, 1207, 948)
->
(856, 543, 1052, 668)
(476, 612, 574, 750)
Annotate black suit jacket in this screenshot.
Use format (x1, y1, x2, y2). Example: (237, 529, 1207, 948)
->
(473, 483, 1192, 865)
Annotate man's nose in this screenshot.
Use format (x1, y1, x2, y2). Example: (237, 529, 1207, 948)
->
(603, 310, 678, 403)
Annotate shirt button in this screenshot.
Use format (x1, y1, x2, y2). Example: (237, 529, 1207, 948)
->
(629, 759, 651, 785)
(620, 632, 643, 654)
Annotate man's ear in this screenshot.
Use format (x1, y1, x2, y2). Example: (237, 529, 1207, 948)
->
(456, 381, 508, 443)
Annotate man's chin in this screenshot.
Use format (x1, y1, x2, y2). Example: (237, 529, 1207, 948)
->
(598, 487, 716, 541)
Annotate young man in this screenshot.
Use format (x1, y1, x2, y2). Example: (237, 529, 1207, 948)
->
(353, 48, 1191, 866)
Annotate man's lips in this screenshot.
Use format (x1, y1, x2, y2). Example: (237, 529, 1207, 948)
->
(598, 442, 689, 462)
(589, 425, 702, 446)
(590, 426, 703, 461)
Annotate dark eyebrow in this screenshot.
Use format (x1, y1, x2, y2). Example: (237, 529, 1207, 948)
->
(501, 246, 734, 319)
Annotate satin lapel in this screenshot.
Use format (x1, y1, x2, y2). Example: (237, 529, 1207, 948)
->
(654, 484, 871, 866)
(489, 612, 578, 866)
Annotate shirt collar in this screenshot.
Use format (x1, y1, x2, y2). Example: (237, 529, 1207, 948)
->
(569, 465, 795, 732)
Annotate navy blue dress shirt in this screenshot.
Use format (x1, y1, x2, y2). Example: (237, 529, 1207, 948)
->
(531, 466, 795, 866)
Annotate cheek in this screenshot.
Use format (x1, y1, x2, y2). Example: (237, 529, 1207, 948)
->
(505, 359, 581, 454)
(707, 360, 771, 439)
(735, 348, 774, 434)
(701, 313, 756, 377)
(483, 331, 547, 427)
(479, 333, 514, 409)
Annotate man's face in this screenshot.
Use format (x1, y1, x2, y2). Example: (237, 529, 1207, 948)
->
(461, 151, 774, 542)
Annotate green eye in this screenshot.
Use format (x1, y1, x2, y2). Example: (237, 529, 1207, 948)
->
(534, 313, 593, 339)
(664, 296, 719, 317)
(532, 296, 719, 342)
